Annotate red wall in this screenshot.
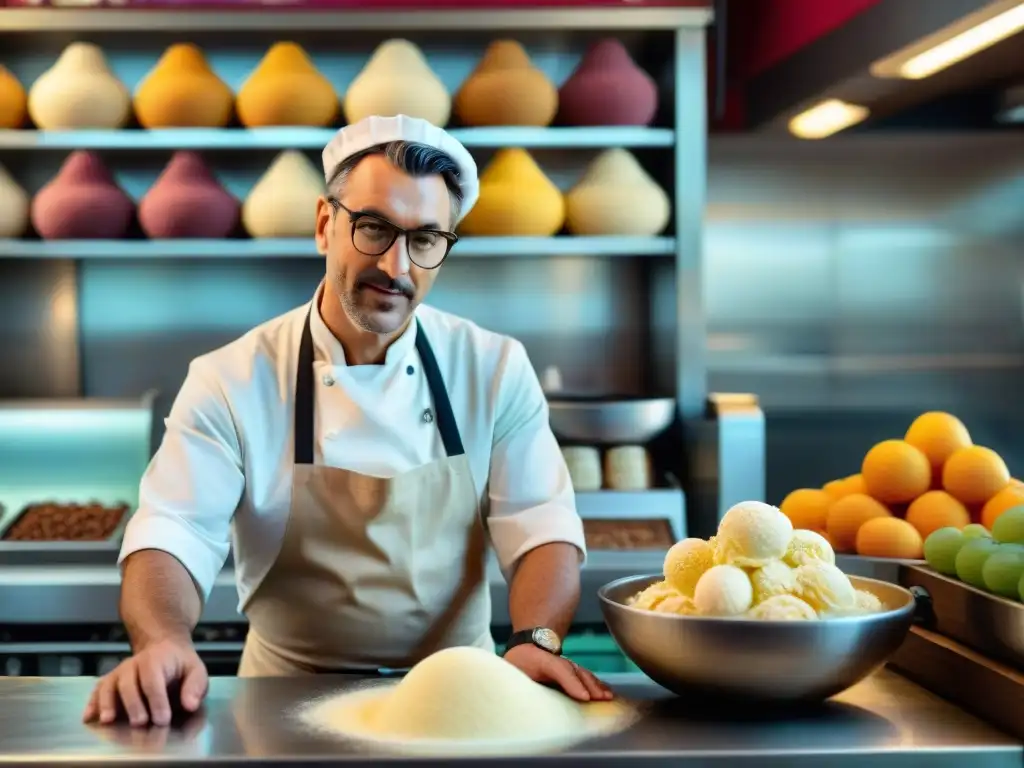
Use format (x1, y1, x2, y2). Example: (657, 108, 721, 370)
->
(716, 0, 883, 130)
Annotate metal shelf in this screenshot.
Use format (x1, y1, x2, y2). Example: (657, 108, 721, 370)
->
(0, 237, 676, 259)
(0, 7, 712, 32)
(0, 127, 675, 151)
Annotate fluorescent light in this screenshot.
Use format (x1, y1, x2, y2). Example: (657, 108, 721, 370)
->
(788, 99, 870, 140)
(899, 1, 1024, 79)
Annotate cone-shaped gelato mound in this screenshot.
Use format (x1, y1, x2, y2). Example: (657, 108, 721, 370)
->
(243, 150, 324, 238)
(301, 646, 633, 756)
(344, 40, 450, 127)
(454, 41, 557, 127)
(557, 39, 658, 126)
(139, 151, 238, 239)
(237, 43, 338, 128)
(134, 44, 234, 129)
(0, 65, 27, 129)
(0, 164, 30, 238)
(457, 149, 564, 236)
(31, 151, 134, 240)
(565, 149, 670, 236)
(28, 43, 131, 130)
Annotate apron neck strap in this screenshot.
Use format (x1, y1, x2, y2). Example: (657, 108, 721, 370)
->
(294, 307, 465, 465)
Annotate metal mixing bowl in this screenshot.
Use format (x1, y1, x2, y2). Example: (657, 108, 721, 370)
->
(547, 396, 676, 444)
(599, 574, 917, 704)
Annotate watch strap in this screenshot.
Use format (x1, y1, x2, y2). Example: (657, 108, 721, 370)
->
(503, 627, 562, 656)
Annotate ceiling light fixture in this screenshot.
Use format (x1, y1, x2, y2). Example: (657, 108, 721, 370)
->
(873, 1, 1024, 80)
(788, 99, 870, 140)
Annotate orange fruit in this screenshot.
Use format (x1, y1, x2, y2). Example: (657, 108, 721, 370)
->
(905, 490, 969, 539)
(856, 517, 923, 560)
(826, 493, 891, 553)
(823, 474, 866, 500)
(1011, 477, 1024, 490)
(980, 485, 1024, 530)
(780, 488, 832, 531)
(904, 412, 972, 470)
(861, 440, 931, 504)
(942, 446, 1010, 505)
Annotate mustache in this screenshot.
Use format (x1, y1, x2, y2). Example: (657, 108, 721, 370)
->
(356, 270, 415, 298)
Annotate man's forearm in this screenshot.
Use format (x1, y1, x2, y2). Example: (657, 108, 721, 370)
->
(120, 550, 203, 651)
(507, 542, 582, 637)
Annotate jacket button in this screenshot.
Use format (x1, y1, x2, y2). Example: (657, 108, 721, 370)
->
(322, 374, 335, 387)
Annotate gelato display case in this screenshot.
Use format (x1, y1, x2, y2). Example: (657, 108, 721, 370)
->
(0, 395, 153, 548)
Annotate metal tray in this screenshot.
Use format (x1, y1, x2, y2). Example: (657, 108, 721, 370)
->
(0, 501, 131, 546)
(899, 564, 1023, 671)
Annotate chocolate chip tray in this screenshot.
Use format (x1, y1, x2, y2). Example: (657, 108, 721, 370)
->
(898, 564, 1023, 671)
(0, 499, 131, 547)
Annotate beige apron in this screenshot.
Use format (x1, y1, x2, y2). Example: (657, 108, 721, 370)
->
(238, 311, 493, 676)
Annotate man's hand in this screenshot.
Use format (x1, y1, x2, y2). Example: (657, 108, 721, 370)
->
(503, 644, 613, 702)
(83, 638, 208, 728)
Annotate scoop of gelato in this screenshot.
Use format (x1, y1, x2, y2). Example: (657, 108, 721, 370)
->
(663, 538, 715, 597)
(750, 559, 796, 604)
(853, 589, 884, 614)
(693, 564, 753, 616)
(747, 594, 817, 621)
(629, 580, 677, 611)
(784, 529, 836, 568)
(715, 501, 793, 567)
(654, 594, 699, 616)
(794, 561, 857, 613)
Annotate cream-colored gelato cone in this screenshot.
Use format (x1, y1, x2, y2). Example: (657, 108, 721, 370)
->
(242, 150, 324, 238)
(344, 39, 450, 126)
(28, 43, 131, 129)
(693, 564, 753, 616)
(663, 538, 714, 597)
(747, 594, 817, 621)
(0, 163, 29, 238)
(715, 501, 793, 567)
(565, 149, 670, 236)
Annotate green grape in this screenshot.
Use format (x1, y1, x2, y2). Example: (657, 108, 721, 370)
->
(955, 538, 1001, 588)
(991, 506, 1024, 545)
(923, 527, 966, 576)
(962, 524, 991, 540)
(981, 546, 1024, 599)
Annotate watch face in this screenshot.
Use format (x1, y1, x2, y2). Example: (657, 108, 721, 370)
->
(532, 628, 561, 654)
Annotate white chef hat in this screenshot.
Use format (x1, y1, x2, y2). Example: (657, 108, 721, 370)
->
(321, 115, 480, 223)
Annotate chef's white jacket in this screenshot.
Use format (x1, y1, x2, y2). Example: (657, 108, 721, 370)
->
(119, 285, 587, 610)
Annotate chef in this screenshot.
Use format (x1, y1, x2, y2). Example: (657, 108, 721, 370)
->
(83, 115, 609, 728)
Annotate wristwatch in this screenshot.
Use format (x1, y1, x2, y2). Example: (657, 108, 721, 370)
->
(503, 627, 563, 656)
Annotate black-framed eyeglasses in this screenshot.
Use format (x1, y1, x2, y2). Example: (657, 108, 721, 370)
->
(327, 197, 459, 270)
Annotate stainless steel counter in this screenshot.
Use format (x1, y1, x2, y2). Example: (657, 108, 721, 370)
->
(0, 670, 1019, 767)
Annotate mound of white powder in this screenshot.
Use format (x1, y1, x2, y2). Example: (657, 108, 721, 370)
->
(299, 646, 633, 756)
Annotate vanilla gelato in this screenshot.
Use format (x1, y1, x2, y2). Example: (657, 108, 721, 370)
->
(663, 538, 714, 597)
(794, 561, 856, 613)
(750, 559, 796, 604)
(715, 501, 793, 567)
(747, 594, 817, 621)
(853, 589, 884, 614)
(654, 593, 698, 616)
(693, 564, 753, 616)
(784, 529, 836, 568)
(629, 580, 677, 611)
